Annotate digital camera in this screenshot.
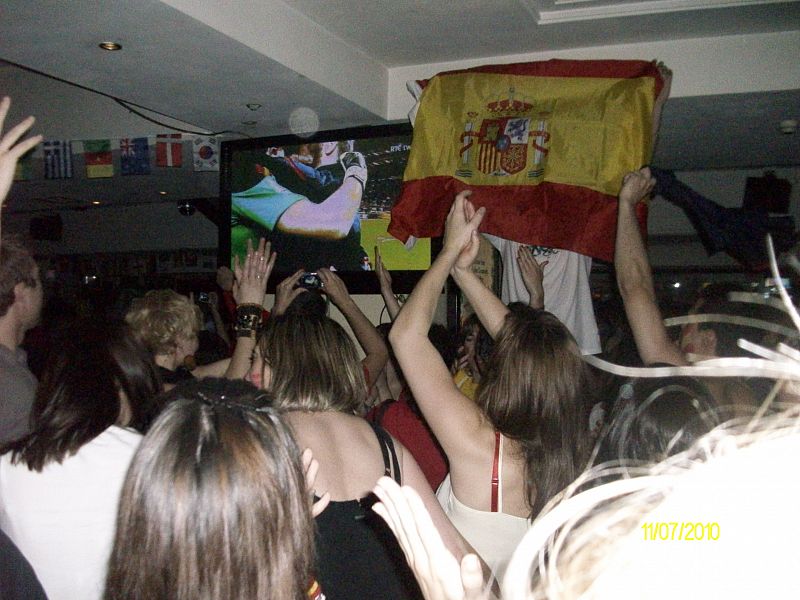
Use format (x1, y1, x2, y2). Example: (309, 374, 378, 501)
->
(298, 272, 323, 289)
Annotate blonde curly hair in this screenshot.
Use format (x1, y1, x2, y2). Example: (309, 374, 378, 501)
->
(125, 290, 201, 356)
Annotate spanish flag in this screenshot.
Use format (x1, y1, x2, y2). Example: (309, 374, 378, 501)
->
(388, 59, 663, 262)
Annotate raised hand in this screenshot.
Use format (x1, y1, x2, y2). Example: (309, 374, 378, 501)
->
(619, 167, 656, 208)
(375, 246, 393, 292)
(272, 268, 307, 317)
(232, 237, 275, 307)
(317, 268, 349, 308)
(517, 246, 547, 309)
(443, 191, 486, 271)
(0, 96, 43, 233)
(373, 477, 487, 600)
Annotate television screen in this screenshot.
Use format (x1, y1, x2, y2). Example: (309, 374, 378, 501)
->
(220, 123, 431, 292)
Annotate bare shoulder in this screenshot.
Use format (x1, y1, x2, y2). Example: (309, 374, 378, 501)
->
(284, 411, 386, 500)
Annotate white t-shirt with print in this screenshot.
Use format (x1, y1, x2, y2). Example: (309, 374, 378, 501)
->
(484, 234, 601, 355)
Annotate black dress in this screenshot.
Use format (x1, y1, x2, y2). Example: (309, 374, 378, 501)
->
(314, 424, 424, 600)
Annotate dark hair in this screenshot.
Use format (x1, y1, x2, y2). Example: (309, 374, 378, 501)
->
(476, 307, 590, 519)
(693, 295, 788, 358)
(428, 324, 457, 373)
(0, 236, 37, 317)
(594, 376, 720, 468)
(284, 288, 328, 318)
(1, 319, 162, 471)
(457, 312, 494, 375)
(104, 378, 314, 600)
(378, 322, 456, 387)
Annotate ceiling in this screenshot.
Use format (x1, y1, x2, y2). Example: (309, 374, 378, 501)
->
(0, 0, 798, 214)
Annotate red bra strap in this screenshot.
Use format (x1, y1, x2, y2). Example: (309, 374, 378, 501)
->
(491, 431, 501, 512)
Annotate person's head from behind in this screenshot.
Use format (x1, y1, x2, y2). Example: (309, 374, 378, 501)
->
(0, 236, 43, 335)
(680, 284, 785, 359)
(594, 376, 720, 470)
(3, 319, 162, 471)
(104, 378, 314, 600)
(252, 313, 366, 413)
(125, 289, 201, 369)
(477, 306, 589, 518)
(284, 287, 328, 318)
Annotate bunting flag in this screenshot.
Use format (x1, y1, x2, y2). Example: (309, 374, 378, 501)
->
(193, 136, 219, 171)
(13, 152, 33, 181)
(83, 139, 114, 178)
(120, 137, 151, 175)
(388, 59, 663, 262)
(156, 133, 183, 167)
(43, 140, 73, 179)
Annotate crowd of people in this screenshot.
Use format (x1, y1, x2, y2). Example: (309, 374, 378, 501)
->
(1, 81, 799, 600)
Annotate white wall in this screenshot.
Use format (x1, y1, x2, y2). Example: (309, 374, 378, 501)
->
(386, 30, 800, 121)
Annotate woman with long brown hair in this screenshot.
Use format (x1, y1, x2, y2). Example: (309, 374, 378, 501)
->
(251, 308, 474, 600)
(104, 378, 317, 600)
(389, 192, 590, 578)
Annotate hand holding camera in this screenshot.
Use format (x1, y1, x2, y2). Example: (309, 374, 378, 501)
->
(298, 272, 323, 289)
(272, 268, 308, 317)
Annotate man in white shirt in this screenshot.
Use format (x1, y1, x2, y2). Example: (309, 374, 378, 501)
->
(484, 233, 601, 355)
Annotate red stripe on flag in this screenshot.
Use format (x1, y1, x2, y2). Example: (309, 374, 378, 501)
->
(388, 177, 648, 262)
(156, 134, 182, 167)
(418, 59, 664, 99)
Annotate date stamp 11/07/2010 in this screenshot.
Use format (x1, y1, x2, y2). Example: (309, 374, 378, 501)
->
(641, 522, 720, 541)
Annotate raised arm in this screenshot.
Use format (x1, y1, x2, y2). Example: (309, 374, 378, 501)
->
(375, 246, 401, 320)
(194, 238, 275, 379)
(615, 167, 685, 366)
(318, 268, 388, 391)
(517, 246, 547, 310)
(450, 260, 509, 340)
(0, 96, 43, 242)
(275, 155, 367, 239)
(390, 192, 491, 458)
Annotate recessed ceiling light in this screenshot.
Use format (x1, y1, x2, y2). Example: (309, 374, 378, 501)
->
(159, 191, 168, 195)
(91, 200, 102, 205)
(98, 41, 122, 51)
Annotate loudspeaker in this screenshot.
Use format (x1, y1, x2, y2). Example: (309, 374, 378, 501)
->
(29, 215, 63, 241)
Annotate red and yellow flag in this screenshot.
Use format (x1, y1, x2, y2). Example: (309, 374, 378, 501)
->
(388, 59, 663, 262)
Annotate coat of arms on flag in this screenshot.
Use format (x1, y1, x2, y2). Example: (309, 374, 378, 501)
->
(84, 139, 114, 178)
(156, 134, 183, 168)
(457, 93, 552, 180)
(120, 137, 151, 175)
(43, 140, 73, 179)
(193, 136, 219, 171)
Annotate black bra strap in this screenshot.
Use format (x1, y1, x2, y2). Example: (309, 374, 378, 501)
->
(369, 423, 401, 485)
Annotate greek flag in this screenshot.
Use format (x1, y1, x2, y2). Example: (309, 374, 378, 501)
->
(43, 140, 73, 179)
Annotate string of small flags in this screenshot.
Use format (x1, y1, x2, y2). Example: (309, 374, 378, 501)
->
(14, 134, 219, 181)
